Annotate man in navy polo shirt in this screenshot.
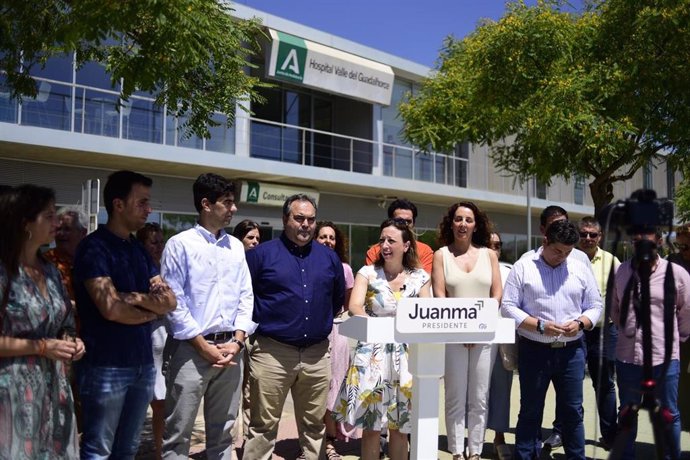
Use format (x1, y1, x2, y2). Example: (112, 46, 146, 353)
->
(74, 170, 176, 459)
(243, 194, 345, 460)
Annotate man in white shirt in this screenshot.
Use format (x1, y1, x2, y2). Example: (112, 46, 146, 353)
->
(161, 173, 256, 459)
(502, 220, 602, 460)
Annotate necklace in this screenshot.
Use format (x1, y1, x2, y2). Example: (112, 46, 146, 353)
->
(384, 270, 402, 281)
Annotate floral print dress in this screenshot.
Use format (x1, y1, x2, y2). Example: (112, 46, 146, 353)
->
(334, 264, 429, 433)
(0, 262, 78, 459)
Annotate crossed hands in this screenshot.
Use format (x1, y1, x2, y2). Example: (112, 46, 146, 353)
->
(542, 320, 582, 338)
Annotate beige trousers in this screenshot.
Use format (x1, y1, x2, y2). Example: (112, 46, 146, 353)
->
(243, 335, 330, 460)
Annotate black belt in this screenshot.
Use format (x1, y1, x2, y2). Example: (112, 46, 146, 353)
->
(520, 336, 582, 349)
(203, 331, 234, 342)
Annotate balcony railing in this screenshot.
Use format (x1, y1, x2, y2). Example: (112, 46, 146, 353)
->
(249, 117, 467, 187)
(0, 76, 467, 187)
(0, 76, 234, 153)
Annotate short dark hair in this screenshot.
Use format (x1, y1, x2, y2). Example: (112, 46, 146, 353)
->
(282, 194, 317, 217)
(193, 173, 235, 213)
(540, 205, 568, 227)
(578, 216, 601, 232)
(375, 218, 421, 270)
(232, 219, 260, 241)
(387, 198, 418, 223)
(315, 220, 349, 264)
(104, 170, 153, 215)
(438, 201, 492, 247)
(545, 220, 579, 246)
(0, 184, 55, 277)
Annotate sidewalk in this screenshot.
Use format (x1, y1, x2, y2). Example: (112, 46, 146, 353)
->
(137, 373, 689, 459)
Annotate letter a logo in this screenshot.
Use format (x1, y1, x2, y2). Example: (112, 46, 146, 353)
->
(274, 32, 306, 83)
(280, 49, 301, 75)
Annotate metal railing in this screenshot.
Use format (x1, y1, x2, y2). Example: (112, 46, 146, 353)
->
(0, 76, 467, 187)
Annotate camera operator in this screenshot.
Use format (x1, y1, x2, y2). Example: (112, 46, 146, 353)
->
(611, 226, 690, 460)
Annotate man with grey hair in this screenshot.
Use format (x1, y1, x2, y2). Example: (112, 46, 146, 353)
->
(45, 205, 88, 302)
(244, 194, 345, 460)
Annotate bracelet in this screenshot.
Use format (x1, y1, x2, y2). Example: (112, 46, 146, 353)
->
(37, 339, 47, 356)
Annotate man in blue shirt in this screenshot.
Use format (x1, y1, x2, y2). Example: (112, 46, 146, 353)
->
(244, 194, 345, 460)
(161, 173, 256, 459)
(73, 170, 177, 459)
(502, 220, 602, 460)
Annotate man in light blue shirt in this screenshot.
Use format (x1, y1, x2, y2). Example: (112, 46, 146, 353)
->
(161, 173, 256, 459)
(502, 220, 602, 460)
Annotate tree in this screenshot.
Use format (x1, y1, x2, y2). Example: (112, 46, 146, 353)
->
(0, 0, 266, 138)
(400, 0, 690, 214)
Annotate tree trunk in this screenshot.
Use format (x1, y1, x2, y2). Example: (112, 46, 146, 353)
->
(589, 176, 616, 217)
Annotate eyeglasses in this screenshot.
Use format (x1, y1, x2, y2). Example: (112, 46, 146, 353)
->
(579, 232, 600, 239)
(292, 215, 316, 225)
(674, 242, 690, 251)
(488, 242, 502, 249)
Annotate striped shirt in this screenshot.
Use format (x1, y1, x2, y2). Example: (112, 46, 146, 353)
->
(502, 246, 603, 343)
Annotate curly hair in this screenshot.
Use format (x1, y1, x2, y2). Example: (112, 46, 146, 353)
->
(374, 218, 421, 270)
(315, 221, 349, 264)
(438, 201, 492, 247)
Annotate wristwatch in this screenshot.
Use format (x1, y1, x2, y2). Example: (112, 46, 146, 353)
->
(229, 337, 245, 351)
(536, 319, 545, 335)
(575, 319, 585, 331)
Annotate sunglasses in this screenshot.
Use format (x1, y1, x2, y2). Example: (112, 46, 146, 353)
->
(674, 242, 690, 251)
(393, 218, 413, 226)
(579, 232, 600, 239)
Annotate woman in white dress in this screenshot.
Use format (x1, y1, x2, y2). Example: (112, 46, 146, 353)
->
(335, 218, 431, 460)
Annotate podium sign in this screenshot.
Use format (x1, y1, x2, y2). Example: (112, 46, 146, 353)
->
(339, 297, 515, 460)
(396, 298, 498, 334)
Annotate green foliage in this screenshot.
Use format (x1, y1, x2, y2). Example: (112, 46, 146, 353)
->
(400, 0, 690, 213)
(0, 0, 266, 138)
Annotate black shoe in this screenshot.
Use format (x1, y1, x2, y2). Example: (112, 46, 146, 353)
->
(543, 432, 563, 450)
(598, 437, 613, 451)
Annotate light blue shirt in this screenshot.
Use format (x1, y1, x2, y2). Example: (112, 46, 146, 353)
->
(502, 246, 602, 343)
(161, 224, 257, 340)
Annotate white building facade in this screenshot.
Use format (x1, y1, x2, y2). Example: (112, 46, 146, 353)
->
(0, 5, 678, 267)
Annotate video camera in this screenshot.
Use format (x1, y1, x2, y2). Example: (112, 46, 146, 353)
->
(597, 189, 674, 234)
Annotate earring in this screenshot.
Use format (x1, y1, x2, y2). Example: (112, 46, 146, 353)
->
(27, 230, 32, 241)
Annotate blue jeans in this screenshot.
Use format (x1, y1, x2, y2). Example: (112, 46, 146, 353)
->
(515, 338, 586, 460)
(78, 364, 155, 459)
(616, 359, 680, 460)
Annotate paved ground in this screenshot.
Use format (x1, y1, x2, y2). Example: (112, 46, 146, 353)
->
(136, 372, 690, 459)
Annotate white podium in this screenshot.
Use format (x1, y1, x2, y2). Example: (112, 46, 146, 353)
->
(339, 298, 515, 460)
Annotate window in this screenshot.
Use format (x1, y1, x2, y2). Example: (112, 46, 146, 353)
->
(574, 175, 585, 205)
(666, 162, 675, 198)
(643, 161, 653, 190)
(534, 180, 547, 200)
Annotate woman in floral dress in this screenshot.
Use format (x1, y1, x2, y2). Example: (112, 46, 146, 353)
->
(335, 218, 431, 460)
(0, 185, 86, 459)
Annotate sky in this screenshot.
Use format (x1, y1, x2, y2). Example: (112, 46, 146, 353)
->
(235, 0, 521, 68)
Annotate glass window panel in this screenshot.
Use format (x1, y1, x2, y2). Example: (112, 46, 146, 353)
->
(349, 224, 380, 272)
(28, 53, 73, 83)
(161, 213, 197, 241)
(206, 113, 234, 153)
(0, 74, 18, 123)
(77, 89, 119, 137)
(76, 61, 118, 91)
(250, 120, 281, 160)
(126, 98, 163, 143)
(21, 80, 71, 131)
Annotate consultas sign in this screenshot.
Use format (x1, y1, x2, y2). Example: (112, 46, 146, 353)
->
(267, 29, 394, 106)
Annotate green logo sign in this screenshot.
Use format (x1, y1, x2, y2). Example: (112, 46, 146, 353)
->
(246, 181, 260, 203)
(275, 32, 307, 82)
